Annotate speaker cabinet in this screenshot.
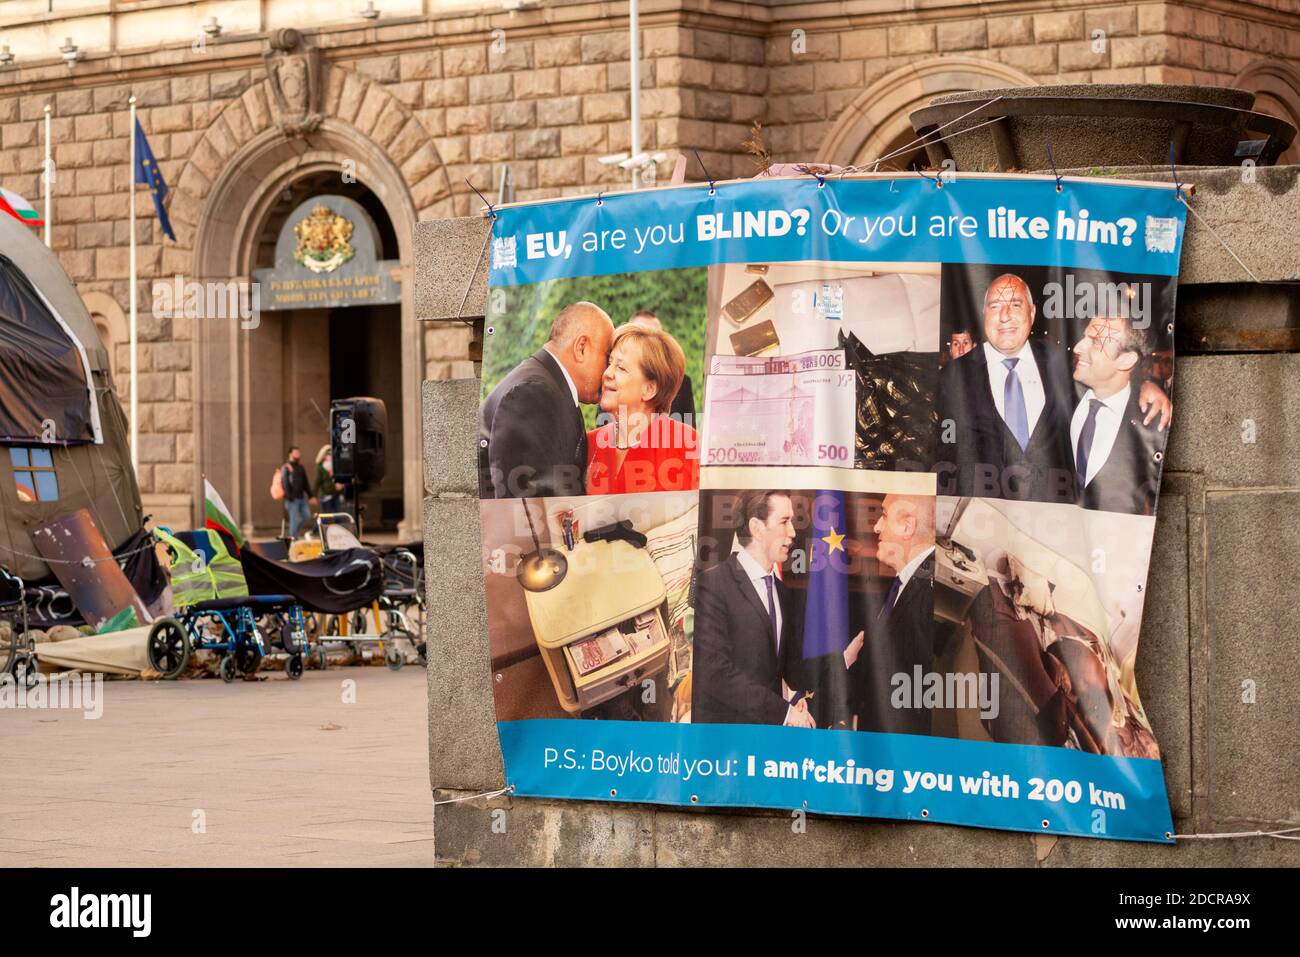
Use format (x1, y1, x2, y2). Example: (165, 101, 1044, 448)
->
(331, 397, 387, 484)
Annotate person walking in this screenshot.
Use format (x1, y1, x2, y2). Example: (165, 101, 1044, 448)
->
(314, 444, 344, 514)
(279, 446, 312, 538)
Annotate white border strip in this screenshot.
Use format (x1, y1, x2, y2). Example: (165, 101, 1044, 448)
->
(701, 465, 936, 495)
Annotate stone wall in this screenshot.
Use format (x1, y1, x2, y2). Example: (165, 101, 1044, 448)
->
(761, 3, 1300, 169)
(419, 166, 1300, 865)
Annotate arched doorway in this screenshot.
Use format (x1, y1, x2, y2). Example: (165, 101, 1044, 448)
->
(245, 171, 407, 534)
(819, 57, 1037, 168)
(189, 117, 425, 540)
(1234, 60, 1300, 166)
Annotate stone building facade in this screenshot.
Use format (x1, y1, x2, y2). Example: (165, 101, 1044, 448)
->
(0, 0, 1297, 537)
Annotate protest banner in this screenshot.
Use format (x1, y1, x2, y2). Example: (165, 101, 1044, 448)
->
(478, 173, 1185, 843)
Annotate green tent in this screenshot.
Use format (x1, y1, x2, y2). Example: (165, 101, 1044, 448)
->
(0, 211, 143, 582)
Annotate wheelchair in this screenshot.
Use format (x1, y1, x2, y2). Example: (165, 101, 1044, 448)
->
(0, 566, 38, 688)
(146, 595, 309, 683)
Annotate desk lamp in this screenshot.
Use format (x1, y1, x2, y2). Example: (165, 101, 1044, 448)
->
(516, 497, 567, 592)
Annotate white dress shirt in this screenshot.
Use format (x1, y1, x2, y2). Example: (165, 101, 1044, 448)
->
(983, 340, 1046, 440)
(1070, 382, 1130, 487)
(735, 545, 782, 651)
(543, 346, 579, 407)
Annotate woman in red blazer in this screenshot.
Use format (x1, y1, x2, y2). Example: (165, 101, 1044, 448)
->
(586, 324, 699, 495)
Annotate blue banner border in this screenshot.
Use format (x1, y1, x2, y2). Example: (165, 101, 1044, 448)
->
(498, 719, 1176, 845)
(487, 173, 1187, 286)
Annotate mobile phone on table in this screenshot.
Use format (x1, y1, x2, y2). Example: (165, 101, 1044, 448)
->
(721, 279, 774, 326)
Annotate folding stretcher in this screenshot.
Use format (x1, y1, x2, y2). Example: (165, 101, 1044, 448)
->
(373, 542, 425, 667)
(285, 514, 421, 670)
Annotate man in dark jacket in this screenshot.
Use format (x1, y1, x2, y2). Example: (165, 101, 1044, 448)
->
(692, 490, 813, 727)
(935, 273, 1077, 505)
(1069, 314, 1164, 515)
(479, 301, 614, 499)
(851, 493, 938, 735)
(937, 273, 1174, 506)
(281, 446, 312, 538)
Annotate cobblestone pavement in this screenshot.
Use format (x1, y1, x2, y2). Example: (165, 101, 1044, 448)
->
(0, 667, 433, 867)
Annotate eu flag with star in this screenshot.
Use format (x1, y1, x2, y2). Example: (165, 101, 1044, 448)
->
(134, 118, 176, 241)
(802, 489, 855, 726)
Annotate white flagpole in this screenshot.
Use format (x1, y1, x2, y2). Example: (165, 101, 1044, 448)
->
(42, 104, 51, 247)
(128, 95, 139, 474)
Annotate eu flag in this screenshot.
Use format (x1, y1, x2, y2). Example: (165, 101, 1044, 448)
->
(802, 489, 855, 726)
(134, 118, 176, 241)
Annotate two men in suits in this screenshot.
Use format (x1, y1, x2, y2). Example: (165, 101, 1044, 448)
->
(936, 273, 1077, 504)
(691, 490, 816, 727)
(937, 272, 1172, 512)
(478, 301, 614, 498)
(847, 494, 938, 735)
(1070, 315, 1163, 515)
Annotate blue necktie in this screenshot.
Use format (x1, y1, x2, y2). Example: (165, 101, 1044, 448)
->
(1002, 357, 1030, 451)
(878, 576, 902, 621)
(764, 574, 779, 654)
(1075, 397, 1105, 489)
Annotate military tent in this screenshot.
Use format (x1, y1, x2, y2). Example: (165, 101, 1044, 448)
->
(0, 210, 144, 583)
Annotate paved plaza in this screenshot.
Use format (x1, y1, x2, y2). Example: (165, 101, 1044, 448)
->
(0, 667, 433, 867)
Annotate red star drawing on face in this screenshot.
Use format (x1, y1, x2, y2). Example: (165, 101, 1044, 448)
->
(989, 286, 1027, 309)
(1089, 319, 1126, 357)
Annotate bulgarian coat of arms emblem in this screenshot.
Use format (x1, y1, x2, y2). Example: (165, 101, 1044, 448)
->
(293, 204, 355, 273)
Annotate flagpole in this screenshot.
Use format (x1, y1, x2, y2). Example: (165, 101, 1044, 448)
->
(128, 95, 139, 475)
(42, 104, 51, 247)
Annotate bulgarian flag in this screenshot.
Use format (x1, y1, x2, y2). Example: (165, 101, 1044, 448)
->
(204, 478, 246, 550)
(0, 187, 42, 228)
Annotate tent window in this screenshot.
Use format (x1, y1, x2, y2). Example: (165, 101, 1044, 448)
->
(9, 446, 59, 502)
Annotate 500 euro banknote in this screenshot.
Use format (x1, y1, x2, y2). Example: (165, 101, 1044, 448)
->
(702, 349, 856, 467)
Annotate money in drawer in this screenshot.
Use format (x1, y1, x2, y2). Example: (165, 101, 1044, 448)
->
(523, 538, 671, 713)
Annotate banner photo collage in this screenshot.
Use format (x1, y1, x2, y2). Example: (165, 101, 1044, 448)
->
(478, 174, 1186, 843)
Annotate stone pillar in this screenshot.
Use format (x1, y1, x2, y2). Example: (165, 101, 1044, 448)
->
(417, 215, 502, 799)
